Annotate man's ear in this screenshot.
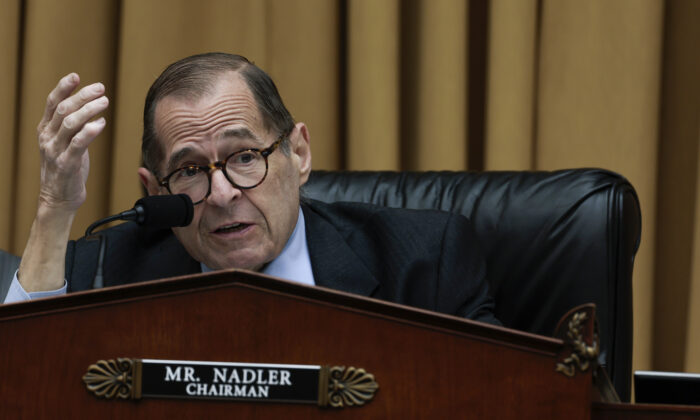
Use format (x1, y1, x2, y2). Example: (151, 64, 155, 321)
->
(291, 122, 312, 185)
(138, 167, 161, 196)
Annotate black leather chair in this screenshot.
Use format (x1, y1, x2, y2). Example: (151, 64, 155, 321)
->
(302, 168, 641, 402)
(0, 250, 21, 303)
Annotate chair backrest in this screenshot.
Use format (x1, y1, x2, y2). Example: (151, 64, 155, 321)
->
(0, 250, 21, 302)
(302, 168, 641, 401)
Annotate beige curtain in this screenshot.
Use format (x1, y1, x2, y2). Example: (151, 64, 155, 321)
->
(2, 0, 699, 376)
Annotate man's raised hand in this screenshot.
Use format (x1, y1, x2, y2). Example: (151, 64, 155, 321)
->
(37, 73, 109, 212)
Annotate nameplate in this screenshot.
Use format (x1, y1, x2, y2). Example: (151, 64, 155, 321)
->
(83, 358, 378, 408)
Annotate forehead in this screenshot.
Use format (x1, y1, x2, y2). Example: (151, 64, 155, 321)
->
(153, 72, 267, 159)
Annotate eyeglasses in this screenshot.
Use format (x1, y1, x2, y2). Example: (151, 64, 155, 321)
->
(158, 134, 285, 205)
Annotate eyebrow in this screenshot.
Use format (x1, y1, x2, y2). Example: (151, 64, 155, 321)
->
(221, 127, 259, 142)
(165, 147, 196, 174)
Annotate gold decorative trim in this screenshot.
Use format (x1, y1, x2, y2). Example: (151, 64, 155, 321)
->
(555, 311, 599, 377)
(82, 358, 141, 399)
(318, 366, 330, 406)
(324, 366, 379, 408)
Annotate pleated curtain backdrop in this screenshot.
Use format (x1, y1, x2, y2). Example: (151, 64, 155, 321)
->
(1, 0, 699, 378)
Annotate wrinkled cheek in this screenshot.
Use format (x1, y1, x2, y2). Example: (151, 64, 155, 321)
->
(172, 226, 202, 259)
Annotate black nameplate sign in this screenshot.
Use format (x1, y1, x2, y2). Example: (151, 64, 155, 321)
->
(83, 358, 378, 408)
(142, 359, 319, 402)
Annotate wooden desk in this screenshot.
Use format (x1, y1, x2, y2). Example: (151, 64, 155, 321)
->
(0, 269, 696, 418)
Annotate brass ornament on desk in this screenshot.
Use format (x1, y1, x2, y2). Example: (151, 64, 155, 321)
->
(324, 366, 379, 408)
(82, 358, 142, 399)
(555, 310, 600, 377)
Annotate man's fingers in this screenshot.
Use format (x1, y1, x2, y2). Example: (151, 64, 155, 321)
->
(64, 117, 106, 160)
(46, 82, 106, 135)
(40, 73, 80, 131)
(53, 95, 109, 150)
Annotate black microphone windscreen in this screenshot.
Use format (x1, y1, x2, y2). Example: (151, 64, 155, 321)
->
(134, 194, 194, 228)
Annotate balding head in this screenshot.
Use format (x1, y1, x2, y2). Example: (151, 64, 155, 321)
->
(142, 52, 295, 176)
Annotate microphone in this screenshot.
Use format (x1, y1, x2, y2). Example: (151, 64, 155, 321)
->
(84, 194, 194, 289)
(85, 194, 194, 236)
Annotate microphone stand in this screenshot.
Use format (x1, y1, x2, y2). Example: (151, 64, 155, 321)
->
(84, 218, 119, 290)
(85, 235, 106, 289)
(84, 209, 143, 289)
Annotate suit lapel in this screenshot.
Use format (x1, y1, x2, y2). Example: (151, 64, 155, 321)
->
(302, 203, 379, 297)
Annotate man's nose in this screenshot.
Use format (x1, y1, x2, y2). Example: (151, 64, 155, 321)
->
(206, 169, 241, 206)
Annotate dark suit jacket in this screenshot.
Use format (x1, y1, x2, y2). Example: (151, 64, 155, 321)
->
(0, 250, 21, 302)
(65, 200, 498, 324)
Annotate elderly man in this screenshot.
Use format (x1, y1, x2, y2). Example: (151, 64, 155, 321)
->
(5, 53, 497, 324)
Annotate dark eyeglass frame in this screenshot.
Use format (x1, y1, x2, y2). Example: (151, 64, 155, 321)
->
(157, 134, 286, 205)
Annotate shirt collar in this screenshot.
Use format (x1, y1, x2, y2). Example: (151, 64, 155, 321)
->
(201, 207, 315, 286)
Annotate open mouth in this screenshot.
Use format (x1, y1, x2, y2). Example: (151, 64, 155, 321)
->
(214, 223, 249, 234)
